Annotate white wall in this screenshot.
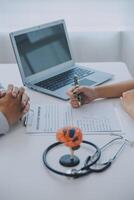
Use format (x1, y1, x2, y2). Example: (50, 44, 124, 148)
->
(0, 0, 134, 32)
(1, 0, 134, 76)
(70, 31, 121, 62)
(121, 31, 134, 77)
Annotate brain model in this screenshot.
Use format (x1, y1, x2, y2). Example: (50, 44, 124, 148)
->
(56, 127, 83, 150)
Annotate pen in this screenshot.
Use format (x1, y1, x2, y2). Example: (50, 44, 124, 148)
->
(73, 75, 82, 106)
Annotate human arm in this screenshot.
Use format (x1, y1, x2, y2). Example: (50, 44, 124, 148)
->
(94, 80, 134, 99)
(67, 80, 134, 108)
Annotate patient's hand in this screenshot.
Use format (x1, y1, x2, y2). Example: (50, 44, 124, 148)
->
(0, 84, 30, 115)
(120, 89, 134, 119)
(0, 85, 30, 125)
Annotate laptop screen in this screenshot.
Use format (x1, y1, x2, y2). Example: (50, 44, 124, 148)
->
(14, 24, 72, 77)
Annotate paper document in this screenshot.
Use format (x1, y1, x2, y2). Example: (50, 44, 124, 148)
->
(26, 101, 121, 134)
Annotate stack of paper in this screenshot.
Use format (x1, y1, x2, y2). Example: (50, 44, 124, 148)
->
(26, 100, 121, 134)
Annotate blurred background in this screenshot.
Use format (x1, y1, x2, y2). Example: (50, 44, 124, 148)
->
(0, 0, 134, 31)
(0, 0, 134, 76)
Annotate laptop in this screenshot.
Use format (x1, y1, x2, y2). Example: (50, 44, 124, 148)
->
(10, 19, 113, 100)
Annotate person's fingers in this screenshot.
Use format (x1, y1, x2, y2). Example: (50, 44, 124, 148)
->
(71, 102, 79, 108)
(72, 87, 87, 98)
(122, 92, 127, 97)
(67, 87, 84, 99)
(124, 89, 134, 94)
(18, 87, 25, 101)
(12, 87, 19, 97)
(70, 99, 79, 104)
(23, 102, 30, 114)
(120, 96, 123, 103)
(7, 84, 14, 94)
(70, 99, 80, 108)
(73, 87, 80, 94)
(72, 102, 80, 108)
(120, 96, 126, 109)
(21, 93, 30, 107)
(19, 103, 30, 120)
(70, 96, 78, 101)
(67, 86, 76, 97)
(122, 90, 132, 97)
(0, 90, 6, 98)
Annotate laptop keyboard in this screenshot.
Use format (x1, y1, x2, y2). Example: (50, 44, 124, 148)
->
(35, 67, 94, 91)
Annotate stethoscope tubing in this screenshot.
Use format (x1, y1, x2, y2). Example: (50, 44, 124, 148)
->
(42, 135, 128, 178)
(43, 140, 101, 178)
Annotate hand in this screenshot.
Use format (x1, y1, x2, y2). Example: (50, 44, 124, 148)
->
(0, 84, 19, 98)
(120, 89, 134, 119)
(2, 84, 30, 115)
(0, 90, 6, 98)
(0, 93, 24, 125)
(67, 86, 97, 108)
(0, 85, 30, 125)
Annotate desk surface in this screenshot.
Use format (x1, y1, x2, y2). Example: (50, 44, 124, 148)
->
(0, 62, 134, 200)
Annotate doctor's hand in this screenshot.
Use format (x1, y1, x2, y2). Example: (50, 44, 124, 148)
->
(67, 86, 97, 108)
(0, 87, 30, 125)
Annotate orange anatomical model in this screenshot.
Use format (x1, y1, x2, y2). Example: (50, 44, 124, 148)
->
(56, 127, 83, 149)
(56, 127, 83, 167)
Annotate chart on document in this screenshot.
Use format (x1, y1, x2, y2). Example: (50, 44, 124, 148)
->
(26, 100, 121, 134)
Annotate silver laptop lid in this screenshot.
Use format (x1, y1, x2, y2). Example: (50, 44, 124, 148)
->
(10, 19, 75, 85)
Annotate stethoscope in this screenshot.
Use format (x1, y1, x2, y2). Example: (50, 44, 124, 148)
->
(42, 134, 134, 179)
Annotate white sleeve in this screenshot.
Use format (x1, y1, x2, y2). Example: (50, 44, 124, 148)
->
(0, 112, 10, 134)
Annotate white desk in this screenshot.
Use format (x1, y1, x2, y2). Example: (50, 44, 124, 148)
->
(0, 62, 134, 200)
